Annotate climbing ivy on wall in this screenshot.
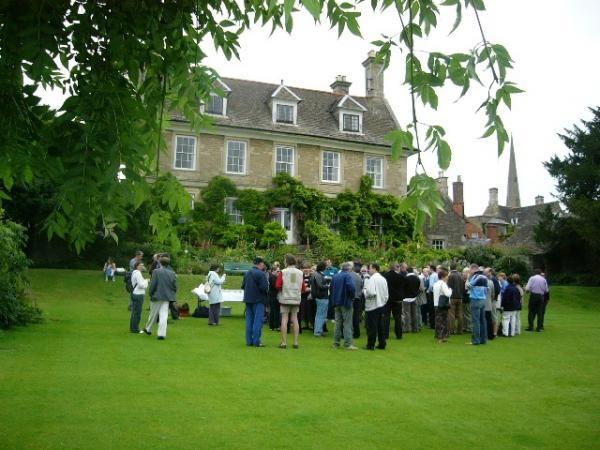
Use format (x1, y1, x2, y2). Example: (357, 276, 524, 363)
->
(189, 173, 414, 249)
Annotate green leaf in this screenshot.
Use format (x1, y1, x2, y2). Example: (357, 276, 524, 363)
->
(504, 83, 524, 94)
(417, 200, 432, 218)
(468, 0, 486, 11)
(437, 140, 451, 170)
(302, 0, 322, 20)
(448, 2, 462, 35)
(284, 0, 295, 31)
(346, 15, 362, 37)
(481, 126, 495, 138)
(3, 175, 14, 191)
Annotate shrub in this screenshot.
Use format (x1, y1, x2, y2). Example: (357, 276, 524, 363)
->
(0, 213, 42, 329)
(494, 255, 532, 280)
(463, 245, 503, 268)
(548, 272, 600, 286)
(261, 222, 287, 248)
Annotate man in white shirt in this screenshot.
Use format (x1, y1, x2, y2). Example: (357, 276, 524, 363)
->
(363, 263, 389, 350)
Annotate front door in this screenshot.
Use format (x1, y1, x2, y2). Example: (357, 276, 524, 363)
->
(272, 208, 294, 244)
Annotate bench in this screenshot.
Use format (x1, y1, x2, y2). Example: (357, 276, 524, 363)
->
(223, 262, 254, 275)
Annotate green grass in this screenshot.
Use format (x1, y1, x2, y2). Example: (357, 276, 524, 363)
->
(1, 270, 599, 449)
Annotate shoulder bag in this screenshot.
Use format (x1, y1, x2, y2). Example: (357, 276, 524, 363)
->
(438, 294, 450, 309)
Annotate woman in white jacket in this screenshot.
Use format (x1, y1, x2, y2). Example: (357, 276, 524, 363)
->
(130, 261, 149, 333)
(433, 267, 452, 343)
(363, 263, 389, 350)
(207, 264, 227, 326)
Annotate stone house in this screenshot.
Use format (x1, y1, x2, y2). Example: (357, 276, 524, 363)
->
(425, 174, 484, 250)
(425, 144, 561, 252)
(162, 52, 408, 243)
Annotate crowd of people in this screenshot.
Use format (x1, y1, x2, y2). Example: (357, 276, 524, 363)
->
(113, 250, 551, 348)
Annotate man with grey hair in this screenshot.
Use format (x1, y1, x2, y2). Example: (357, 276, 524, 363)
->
(142, 255, 177, 340)
(330, 261, 357, 350)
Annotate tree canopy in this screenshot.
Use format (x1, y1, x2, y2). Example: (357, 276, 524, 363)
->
(0, 0, 520, 250)
(541, 107, 600, 255)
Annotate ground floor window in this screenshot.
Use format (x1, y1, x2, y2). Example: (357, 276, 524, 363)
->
(432, 239, 445, 250)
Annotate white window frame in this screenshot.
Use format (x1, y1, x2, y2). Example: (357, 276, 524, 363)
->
(432, 239, 445, 250)
(274, 144, 296, 176)
(272, 100, 297, 125)
(365, 155, 384, 189)
(342, 113, 361, 132)
(189, 192, 196, 210)
(338, 109, 363, 134)
(204, 93, 227, 116)
(173, 135, 197, 171)
(321, 150, 341, 183)
(225, 139, 247, 175)
(224, 197, 243, 224)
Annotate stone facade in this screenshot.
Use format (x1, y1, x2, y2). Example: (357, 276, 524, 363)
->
(161, 127, 408, 199)
(425, 196, 468, 249)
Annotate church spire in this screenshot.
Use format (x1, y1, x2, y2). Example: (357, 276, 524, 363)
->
(506, 137, 521, 208)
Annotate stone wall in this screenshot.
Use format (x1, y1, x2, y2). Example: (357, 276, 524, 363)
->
(161, 129, 408, 197)
(424, 197, 467, 249)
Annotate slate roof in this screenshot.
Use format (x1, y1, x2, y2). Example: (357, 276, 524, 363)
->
(503, 202, 561, 251)
(469, 201, 562, 253)
(170, 77, 400, 148)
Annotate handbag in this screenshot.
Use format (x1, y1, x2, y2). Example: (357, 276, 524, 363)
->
(203, 274, 213, 294)
(438, 294, 450, 309)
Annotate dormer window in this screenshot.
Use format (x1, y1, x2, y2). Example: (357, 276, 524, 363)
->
(202, 78, 231, 116)
(270, 83, 301, 126)
(343, 113, 360, 132)
(336, 95, 367, 134)
(276, 104, 294, 124)
(206, 93, 225, 116)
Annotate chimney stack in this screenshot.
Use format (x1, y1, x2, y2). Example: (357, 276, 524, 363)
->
(436, 171, 448, 198)
(489, 187, 499, 207)
(535, 195, 544, 205)
(362, 50, 384, 98)
(452, 175, 464, 217)
(330, 75, 352, 95)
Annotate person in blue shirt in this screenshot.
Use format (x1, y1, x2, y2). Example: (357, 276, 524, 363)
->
(425, 265, 439, 329)
(330, 262, 357, 350)
(323, 259, 339, 322)
(466, 264, 489, 345)
(323, 259, 339, 277)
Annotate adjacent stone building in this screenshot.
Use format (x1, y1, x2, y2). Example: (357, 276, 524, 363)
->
(425, 143, 561, 252)
(163, 52, 407, 243)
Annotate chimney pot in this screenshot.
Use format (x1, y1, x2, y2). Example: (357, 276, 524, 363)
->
(330, 75, 352, 95)
(436, 172, 449, 198)
(489, 187, 499, 207)
(535, 195, 544, 205)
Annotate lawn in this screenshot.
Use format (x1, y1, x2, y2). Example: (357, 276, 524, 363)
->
(1, 269, 599, 449)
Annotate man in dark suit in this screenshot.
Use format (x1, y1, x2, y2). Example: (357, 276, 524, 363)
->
(383, 263, 406, 340)
(142, 255, 177, 340)
(242, 257, 269, 347)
